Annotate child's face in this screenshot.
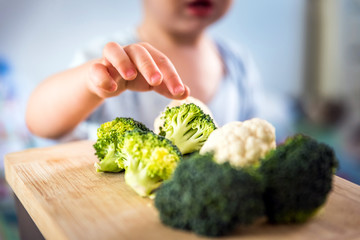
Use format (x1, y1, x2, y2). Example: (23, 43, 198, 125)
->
(143, 0, 233, 36)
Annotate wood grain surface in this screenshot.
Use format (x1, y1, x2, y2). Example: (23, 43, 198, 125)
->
(4, 140, 360, 240)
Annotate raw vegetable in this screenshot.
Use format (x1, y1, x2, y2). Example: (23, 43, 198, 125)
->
(158, 103, 216, 154)
(122, 129, 182, 198)
(153, 96, 217, 132)
(200, 118, 276, 168)
(260, 134, 338, 223)
(93, 117, 150, 172)
(155, 153, 264, 237)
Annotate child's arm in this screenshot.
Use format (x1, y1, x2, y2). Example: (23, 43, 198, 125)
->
(26, 42, 189, 139)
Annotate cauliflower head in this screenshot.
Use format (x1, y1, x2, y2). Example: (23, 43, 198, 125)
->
(200, 118, 276, 168)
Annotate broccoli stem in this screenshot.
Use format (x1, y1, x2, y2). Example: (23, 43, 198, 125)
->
(166, 121, 200, 154)
(95, 143, 123, 173)
(124, 158, 162, 198)
(175, 137, 202, 154)
(168, 124, 207, 154)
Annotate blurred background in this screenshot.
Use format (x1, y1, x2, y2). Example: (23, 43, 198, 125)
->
(0, 0, 359, 239)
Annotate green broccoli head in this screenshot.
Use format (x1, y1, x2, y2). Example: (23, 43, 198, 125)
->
(122, 129, 182, 198)
(260, 134, 339, 224)
(158, 103, 216, 154)
(155, 153, 264, 237)
(93, 117, 150, 172)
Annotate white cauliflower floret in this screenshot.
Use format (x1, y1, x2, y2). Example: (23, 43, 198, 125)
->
(200, 118, 276, 168)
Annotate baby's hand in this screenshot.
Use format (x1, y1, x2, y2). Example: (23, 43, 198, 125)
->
(87, 42, 190, 99)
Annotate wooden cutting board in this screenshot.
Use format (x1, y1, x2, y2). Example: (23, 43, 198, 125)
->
(4, 140, 360, 240)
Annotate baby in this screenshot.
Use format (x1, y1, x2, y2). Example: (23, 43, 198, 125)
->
(26, 0, 262, 141)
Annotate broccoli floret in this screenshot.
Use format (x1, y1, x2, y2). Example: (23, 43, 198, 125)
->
(260, 134, 339, 223)
(158, 103, 216, 154)
(93, 117, 150, 172)
(122, 129, 182, 198)
(155, 153, 264, 237)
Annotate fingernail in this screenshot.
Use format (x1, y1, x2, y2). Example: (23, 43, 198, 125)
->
(174, 85, 185, 96)
(150, 72, 162, 85)
(109, 81, 117, 92)
(126, 69, 136, 79)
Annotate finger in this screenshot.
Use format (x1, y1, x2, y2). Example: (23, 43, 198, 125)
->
(153, 83, 191, 100)
(102, 58, 126, 88)
(139, 42, 185, 97)
(124, 44, 163, 86)
(90, 62, 117, 92)
(103, 42, 137, 80)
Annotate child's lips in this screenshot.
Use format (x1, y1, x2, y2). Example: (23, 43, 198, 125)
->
(186, 0, 214, 17)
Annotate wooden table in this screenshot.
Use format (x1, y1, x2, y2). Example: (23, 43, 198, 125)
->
(5, 140, 360, 240)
